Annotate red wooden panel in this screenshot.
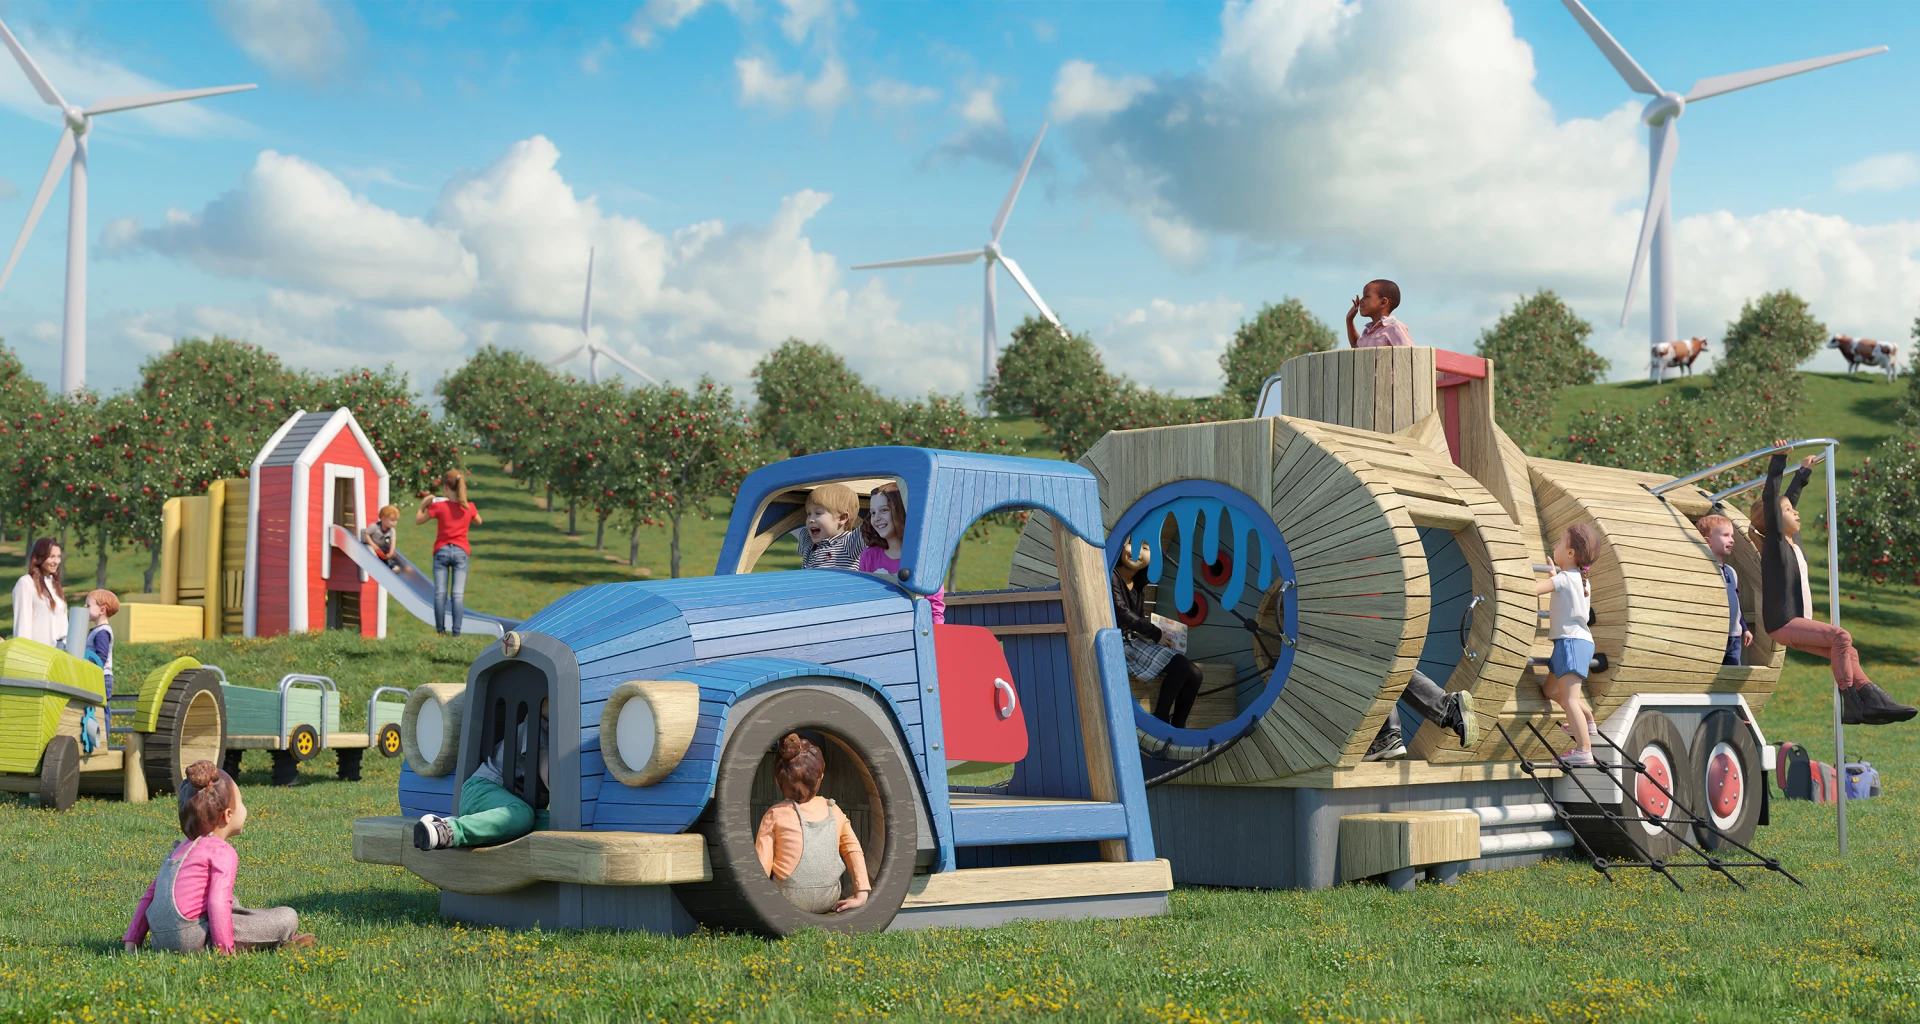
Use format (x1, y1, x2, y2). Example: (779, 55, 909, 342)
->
(1442, 386, 1463, 467)
(933, 624, 1030, 765)
(1433, 350, 1488, 379)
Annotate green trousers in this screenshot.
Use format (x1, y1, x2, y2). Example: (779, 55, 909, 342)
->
(451, 776, 550, 848)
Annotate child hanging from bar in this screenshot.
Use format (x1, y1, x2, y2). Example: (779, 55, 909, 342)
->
(755, 733, 871, 913)
(1536, 524, 1601, 766)
(1750, 444, 1914, 725)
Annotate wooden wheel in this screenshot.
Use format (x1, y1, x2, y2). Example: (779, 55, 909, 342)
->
(142, 668, 228, 795)
(38, 735, 79, 811)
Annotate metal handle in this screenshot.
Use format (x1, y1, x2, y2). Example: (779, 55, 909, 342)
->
(368, 686, 410, 733)
(1460, 595, 1485, 660)
(278, 674, 337, 750)
(993, 678, 1017, 721)
(1651, 437, 1838, 496)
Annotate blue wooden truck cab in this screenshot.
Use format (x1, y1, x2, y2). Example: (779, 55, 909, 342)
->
(360, 447, 1172, 935)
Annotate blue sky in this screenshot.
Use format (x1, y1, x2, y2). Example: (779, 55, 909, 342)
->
(0, 0, 1916, 403)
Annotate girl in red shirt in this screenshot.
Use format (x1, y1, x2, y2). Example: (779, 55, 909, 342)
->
(415, 469, 482, 635)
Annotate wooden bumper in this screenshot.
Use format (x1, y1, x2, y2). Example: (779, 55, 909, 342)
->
(352, 816, 712, 895)
(1339, 810, 1480, 883)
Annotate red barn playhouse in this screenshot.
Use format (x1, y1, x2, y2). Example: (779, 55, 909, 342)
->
(243, 409, 390, 639)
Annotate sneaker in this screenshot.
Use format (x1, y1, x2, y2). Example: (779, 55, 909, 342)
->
(1856, 684, 1918, 725)
(1364, 722, 1407, 762)
(1842, 687, 1866, 726)
(413, 813, 455, 851)
(1560, 749, 1596, 767)
(1444, 692, 1478, 747)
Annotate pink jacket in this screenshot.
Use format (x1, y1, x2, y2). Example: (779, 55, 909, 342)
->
(126, 836, 240, 953)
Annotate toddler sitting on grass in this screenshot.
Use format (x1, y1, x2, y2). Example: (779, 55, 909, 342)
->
(125, 761, 315, 953)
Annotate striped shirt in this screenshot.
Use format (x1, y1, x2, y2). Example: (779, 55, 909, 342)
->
(1357, 316, 1413, 348)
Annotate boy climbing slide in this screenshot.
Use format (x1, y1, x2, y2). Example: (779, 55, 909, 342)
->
(413, 699, 550, 850)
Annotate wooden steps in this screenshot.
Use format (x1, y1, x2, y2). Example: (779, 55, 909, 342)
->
(1338, 809, 1479, 884)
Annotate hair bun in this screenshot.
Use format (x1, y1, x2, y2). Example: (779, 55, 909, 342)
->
(183, 760, 221, 790)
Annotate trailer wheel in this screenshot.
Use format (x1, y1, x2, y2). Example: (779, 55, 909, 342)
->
(376, 723, 403, 758)
(1568, 710, 1695, 863)
(288, 724, 320, 763)
(143, 669, 228, 795)
(38, 735, 79, 811)
(674, 686, 918, 937)
(1691, 710, 1762, 851)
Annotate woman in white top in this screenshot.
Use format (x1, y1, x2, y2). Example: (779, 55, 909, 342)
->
(11, 539, 67, 646)
(1535, 524, 1601, 766)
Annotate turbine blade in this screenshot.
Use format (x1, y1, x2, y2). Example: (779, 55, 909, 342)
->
(596, 346, 661, 387)
(582, 247, 595, 336)
(86, 83, 256, 116)
(1621, 119, 1677, 326)
(991, 122, 1048, 243)
(1686, 46, 1888, 102)
(996, 254, 1059, 326)
(0, 17, 67, 109)
(548, 344, 587, 366)
(983, 260, 998, 382)
(851, 248, 986, 270)
(0, 126, 75, 293)
(1561, 0, 1661, 95)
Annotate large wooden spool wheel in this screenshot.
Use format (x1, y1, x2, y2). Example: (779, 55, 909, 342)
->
(143, 668, 228, 794)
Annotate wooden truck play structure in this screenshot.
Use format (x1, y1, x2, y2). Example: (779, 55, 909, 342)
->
(127, 407, 517, 643)
(219, 673, 409, 785)
(1009, 346, 1789, 890)
(354, 448, 1173, 935)
(0, 647, 228, 810)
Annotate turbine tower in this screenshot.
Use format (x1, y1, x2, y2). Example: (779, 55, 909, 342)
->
(853, 123, 1061, 411)
(0, 17, 255, 395)
(548, 247, 659, 386)
(1562, 0, 1885, 357)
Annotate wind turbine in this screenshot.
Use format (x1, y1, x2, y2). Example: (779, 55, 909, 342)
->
(853, 123, 1061, 411)
(548, 247, 659, 386)
(0, 17, 255, 395)
(1562, 0, 1885, 362)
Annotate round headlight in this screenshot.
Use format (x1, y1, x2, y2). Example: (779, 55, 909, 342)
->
(603, 680, 699, 786)
(402, 683, 465, 777)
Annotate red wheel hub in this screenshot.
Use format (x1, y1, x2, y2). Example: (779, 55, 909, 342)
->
(1709, 750, 1743, 819)
(1635, 747, 1674, 822)
(1199, 553, 1231, 586)
(1175, 592, 1209, 627)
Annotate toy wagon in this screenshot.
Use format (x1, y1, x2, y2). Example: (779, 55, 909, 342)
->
(0, 646, 228, 809)
(355, 448, 1173, 936)
(220, 673, 409, 784)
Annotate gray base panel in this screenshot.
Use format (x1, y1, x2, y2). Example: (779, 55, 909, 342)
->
(440, 883, 698, 934)
(1148, 780, 1554, 889)
(887, 892, 1169, 931)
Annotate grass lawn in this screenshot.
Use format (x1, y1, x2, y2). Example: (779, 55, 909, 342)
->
(1, 378, 1918, 1022)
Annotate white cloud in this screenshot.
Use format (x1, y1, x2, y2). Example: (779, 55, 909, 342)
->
(625, 0, 732, 47)
(1063, 0, 1920, 377)
(867, 77, 940, 109)
(0, 178, 17, 202)
(0, 26, 252, 137)
(777, 0, 838, 44)
(958, 81, 1003, 127)
(1101, 298, 1246, 395)
(1835, 152, 1920, 194)
(211, 0, 360, 85)
(1049, 60, 1152, 123)
(109, 150, 478, 304)
(580, 39, 616, 76)
(87, 135, 980, 399)
(735, 55, 850, 116)
(337, 165, 431, 192)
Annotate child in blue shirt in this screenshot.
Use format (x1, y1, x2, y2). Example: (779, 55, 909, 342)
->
(82, 590, 119, 755)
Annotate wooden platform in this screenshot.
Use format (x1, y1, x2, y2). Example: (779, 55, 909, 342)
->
(227, 731, 370, 751)
(1202, 758, 1560, 789)
(1339, 810, 1479, 882)
(352, 816, 711, 895)
(904, 858, 1172, 909)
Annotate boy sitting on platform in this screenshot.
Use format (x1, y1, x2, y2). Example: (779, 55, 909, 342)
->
(1695, 514, 1751, 667)
(790, 483, 865, 571)
(413, 699, 550, 851)
(1346, 279, 1411, 348)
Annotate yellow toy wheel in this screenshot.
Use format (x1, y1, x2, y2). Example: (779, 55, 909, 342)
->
(376, 723, 403, 758)
(288, 724, 320, 762)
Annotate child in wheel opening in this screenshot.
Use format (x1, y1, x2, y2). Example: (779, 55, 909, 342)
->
(859, 483, 945, 624)
(1749, 445, 1914, 725)
(413, 699, 550, 851)
(792, 483, 864, 570)
(755, 733, 871, 914)
(1695, 515, 1752, 667)
(362, 505, 403, 571)
(125, 761, 315, 954)
(1536, 524, 1601, 767)
(1112, 539, 1205, 729)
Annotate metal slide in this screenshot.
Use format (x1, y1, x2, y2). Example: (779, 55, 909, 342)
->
(329, 525, 522, 639)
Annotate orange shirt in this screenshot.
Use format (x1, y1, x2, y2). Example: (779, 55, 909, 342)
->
(754, 798, 871, 892)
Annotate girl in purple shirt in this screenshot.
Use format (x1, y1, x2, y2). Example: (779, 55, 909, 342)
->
(859, 483, 944, 624)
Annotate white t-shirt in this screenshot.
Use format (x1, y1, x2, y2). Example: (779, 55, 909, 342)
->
(10, 574, 67, 646)
(1791, 541, 1814, 622)
(1548, 569, 1592, 642)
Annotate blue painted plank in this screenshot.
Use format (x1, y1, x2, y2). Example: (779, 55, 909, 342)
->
(949, 801, 1130, 846)
(694, 611, 915, 661)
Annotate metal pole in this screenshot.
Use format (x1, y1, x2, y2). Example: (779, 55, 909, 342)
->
(1826, 443, 1845, 855)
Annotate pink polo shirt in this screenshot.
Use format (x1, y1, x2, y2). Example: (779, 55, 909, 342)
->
(1357, 316, 1413, 348)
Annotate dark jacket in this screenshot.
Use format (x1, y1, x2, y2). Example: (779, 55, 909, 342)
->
(1111, 572, 1162, 642)
(1757, 452, 1813, 635)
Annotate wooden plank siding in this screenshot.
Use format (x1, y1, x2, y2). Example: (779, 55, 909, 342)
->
(253, 467, 294, 637)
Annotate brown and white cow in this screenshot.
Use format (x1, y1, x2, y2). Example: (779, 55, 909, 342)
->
(1829, 335, 1899, 382)
(1650, 337, 1708, 383)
